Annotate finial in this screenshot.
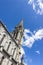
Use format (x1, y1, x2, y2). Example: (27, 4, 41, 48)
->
(16, 19, 24, 28)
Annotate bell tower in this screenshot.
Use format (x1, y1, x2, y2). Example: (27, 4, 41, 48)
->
(12, 20, 24, 46)
(12, 20, 24, 64)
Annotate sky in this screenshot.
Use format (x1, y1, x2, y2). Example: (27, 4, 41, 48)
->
(0, 0, 43, 65)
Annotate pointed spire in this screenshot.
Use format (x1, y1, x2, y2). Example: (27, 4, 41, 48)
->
(16, 19, 23, 28)
(12, 19, 24, 43)
(19, 19, 23, 26)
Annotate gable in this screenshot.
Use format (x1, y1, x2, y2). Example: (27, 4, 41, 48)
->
(0, 21, 18, 46)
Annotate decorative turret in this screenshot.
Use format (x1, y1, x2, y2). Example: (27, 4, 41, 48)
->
(12, 20, 24, 45)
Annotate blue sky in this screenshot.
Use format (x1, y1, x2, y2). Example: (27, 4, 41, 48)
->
(0, 0, 43, 65)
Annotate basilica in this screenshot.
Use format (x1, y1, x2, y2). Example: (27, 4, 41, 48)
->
(0, 20, 24, 65)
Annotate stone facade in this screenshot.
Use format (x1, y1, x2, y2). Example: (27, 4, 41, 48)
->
(0, 20, 24, 65)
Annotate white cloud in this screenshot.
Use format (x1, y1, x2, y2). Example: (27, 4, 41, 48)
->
(35, 50, 40, 54)
(24, 55, 32, 65)
(23, 28, 43, 48)
(28, 0, 43, 15)
(34, 29, 43, 40)
(23, 29, 34, 48)
(20, 47, 25, 55)
(22, 28, 43, 65)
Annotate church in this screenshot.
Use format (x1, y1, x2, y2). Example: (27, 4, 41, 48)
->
(0, 20, 24, 65)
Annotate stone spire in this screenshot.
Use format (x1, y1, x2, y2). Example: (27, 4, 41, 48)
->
(12, 20, 24, 45)
(17, 20, 23, 28)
